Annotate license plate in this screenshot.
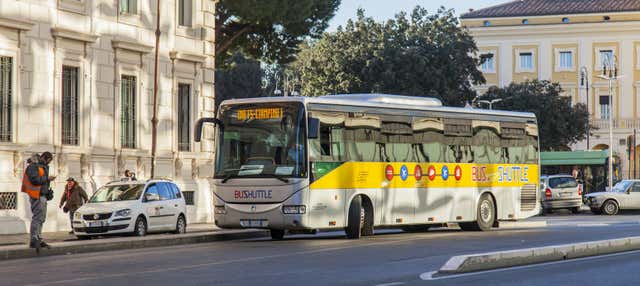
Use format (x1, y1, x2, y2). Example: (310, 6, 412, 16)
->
(560, 192, 572, 197)
(87, 220, 108, 227)
(240, 219, 269, 228)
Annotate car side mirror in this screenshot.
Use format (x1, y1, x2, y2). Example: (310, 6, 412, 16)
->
(308, 117, 319, 139)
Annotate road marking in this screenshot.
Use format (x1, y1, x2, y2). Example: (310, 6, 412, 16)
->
(373, 282, 405, 286)
(577, 223, 610, 227)
(419, 249, 640, 281)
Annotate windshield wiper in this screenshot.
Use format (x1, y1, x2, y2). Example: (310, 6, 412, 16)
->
(261, 174, 290, 183)
(221, 174, 241, 183)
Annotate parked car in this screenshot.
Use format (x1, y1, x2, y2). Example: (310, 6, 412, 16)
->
(540, 175, 583, 214)
(585, 180, 640, 215)
(73, 178, 187, 238)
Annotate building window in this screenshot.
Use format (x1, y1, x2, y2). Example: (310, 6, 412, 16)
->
(178, 0, 192, 27)
(480, 53, 495, 72)
(519, 52, 534, 71)
(0, 56, 12, 142)
(178, 83, 191, 151)
(61, 66, 79, 146)
(120, 0, 137, 15)
(559, 51, 573, 69)
(600, 95, 610, 119)
(121, 75, 136, 149)
(600, 50, 614, 67)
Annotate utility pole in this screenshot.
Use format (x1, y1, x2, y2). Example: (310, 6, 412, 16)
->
(150, 0, 161, 178)
(580, 66, 590, 150)
(597, 54, 620, 190)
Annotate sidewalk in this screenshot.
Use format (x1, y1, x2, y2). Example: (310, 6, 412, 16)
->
(0, 223, 219, 247)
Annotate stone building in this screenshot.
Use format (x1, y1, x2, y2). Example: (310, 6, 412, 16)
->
(0, 0, 217, 234)
(461, 0, 640, 178)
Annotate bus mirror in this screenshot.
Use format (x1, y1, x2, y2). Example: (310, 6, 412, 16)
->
(308, 117, 320, 139)
(195, 117, 222, 142)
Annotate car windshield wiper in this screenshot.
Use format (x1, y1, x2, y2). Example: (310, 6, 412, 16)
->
(260, 174, 290, 183)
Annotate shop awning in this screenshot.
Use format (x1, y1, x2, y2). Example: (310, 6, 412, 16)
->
(540, 150, 611, 166)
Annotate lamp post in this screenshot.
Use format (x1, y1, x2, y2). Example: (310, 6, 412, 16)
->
(597, 54, 619, 190)
(580, 66, 590, 150)
(477, 98, 503, 110)
(150, 0, 161, 178)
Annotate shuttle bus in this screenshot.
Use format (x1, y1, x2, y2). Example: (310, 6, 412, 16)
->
(195, 94, 540, 240)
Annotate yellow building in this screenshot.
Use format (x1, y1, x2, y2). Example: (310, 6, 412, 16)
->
(461, 0, 640, 178)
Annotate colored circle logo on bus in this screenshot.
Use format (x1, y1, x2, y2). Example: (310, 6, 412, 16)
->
(454, 165, 462, 181)
(414, 165, 423, 181)
(428, 166, 436, 181)
(385, 165, 394, 181)
(400, 165, 409, 181)
(442, 166, 449, 181)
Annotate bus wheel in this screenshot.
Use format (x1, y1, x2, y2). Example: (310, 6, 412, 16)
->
(361, 197, 374, 236)
(460, 193, 495, 231)
(346, 196, 363, 239)
(270, 229, 285, 240)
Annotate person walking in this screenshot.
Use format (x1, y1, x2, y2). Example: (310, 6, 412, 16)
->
(21, 152, 55, 253)
(59, 177, 88, 234)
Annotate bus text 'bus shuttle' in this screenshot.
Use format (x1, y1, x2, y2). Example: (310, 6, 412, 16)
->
(195, 94, 540, 240)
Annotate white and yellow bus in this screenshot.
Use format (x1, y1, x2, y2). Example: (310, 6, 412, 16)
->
(195, 94, 540, 240)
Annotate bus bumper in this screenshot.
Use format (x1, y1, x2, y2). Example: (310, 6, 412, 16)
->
(214, 203, 310, 230)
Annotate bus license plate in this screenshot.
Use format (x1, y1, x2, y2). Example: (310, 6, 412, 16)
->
(240, 219, 269, 228)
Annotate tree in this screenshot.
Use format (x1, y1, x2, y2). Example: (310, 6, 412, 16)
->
(214, 53, 265, 107)
(290, 7, 485, 106)
(482, 80, 591, 151)
(215, 0, 340, 68)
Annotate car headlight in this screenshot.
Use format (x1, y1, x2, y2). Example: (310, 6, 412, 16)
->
(114, 209, 132, 217)
(74, 212, 82, 219)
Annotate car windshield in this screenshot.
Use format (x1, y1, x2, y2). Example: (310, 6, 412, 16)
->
(612, 181, 633, 192)
(215, 102, 307, 179)
(89, 184, 145, 203)
(548, 177, 578, 188)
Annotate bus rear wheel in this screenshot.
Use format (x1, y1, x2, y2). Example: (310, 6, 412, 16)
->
(460, 193, 495, 231)
(270, 229, 285, 240)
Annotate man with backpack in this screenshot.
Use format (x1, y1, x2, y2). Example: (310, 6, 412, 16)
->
(21, 152, 56, 252)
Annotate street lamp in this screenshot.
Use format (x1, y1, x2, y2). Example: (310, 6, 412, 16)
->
(477, 98, 503, 110)
(597, 54, 621, 190)
(580, 66, 590, 150)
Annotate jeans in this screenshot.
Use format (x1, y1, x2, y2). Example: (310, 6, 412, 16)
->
(29, 197, 47, 244)
(69, 210, 75, 231)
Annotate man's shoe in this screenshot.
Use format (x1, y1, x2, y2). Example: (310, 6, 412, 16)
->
(40, 241, 51, 249)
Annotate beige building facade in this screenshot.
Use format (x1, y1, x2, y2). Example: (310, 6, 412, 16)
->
(0, 0, 217, 234)
(461, 0, 640, 179)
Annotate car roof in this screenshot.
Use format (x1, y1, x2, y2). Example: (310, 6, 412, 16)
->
(104, 178, 174, 186)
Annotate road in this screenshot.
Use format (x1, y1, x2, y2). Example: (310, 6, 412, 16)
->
(3, 213, 640, 286)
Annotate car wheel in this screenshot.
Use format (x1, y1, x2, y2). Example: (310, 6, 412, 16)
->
(133, 216, 147, 237)
(270, 229, 285, 240)
(570, 207, 580, 214)
(460, 193, 495, 231)
(602, 200, 619, 215)
(173, 215, 186, 234)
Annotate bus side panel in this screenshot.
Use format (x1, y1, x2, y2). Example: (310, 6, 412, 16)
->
(307, 188, 347, 229)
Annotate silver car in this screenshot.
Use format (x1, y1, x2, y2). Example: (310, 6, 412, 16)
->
(540, 175, 583, 214)
(585, 180, 640, 215)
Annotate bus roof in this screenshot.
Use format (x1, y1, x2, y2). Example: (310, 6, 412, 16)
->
(219, 93, 537, 120)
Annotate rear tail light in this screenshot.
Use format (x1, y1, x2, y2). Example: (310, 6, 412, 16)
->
(578, 184, 583, 196)
(545, 188, 552, 199)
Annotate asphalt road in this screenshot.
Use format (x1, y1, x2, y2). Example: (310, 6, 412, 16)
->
(4, 213, 640, 286)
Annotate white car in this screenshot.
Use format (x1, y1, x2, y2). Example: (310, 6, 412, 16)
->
(73, 178, 187, 238)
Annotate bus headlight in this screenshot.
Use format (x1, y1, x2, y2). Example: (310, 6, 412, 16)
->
(282, 205, 306, 214)
(214, 205, 227, 214)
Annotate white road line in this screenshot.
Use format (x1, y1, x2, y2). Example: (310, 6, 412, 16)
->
(419, 249, 640, 281)
(373, 282, 405, 286)
(576, 223, 610, 227)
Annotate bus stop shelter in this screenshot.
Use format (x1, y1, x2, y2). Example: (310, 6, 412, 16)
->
(540, 150, 619, 194)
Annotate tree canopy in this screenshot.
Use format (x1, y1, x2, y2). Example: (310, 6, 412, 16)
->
(289, 7, 485, 106)
(482, 80, 591, 151)
(214, 53, 265, 107)
(215, 0, 340, 68)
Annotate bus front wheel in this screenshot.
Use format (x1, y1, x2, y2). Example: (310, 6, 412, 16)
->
(460, 193, 495, 231)
(346, 196, 364, 239)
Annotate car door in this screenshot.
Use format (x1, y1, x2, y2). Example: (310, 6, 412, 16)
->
(157, 182, 178, 230)
(625, 182, 640, 210)
(167, 182, 186, 218)
(143, 183, 165, 231)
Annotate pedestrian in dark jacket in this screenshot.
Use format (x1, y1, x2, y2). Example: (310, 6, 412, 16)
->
(59, 177, 88, 234)
(22, 151, 55, 251)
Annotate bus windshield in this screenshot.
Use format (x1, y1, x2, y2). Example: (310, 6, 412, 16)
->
(215, 102, 307, 179)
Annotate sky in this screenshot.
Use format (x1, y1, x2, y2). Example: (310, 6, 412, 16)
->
(328, 0, 507, 31)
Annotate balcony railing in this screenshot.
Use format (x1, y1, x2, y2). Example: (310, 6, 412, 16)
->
(591, 119, 640, 130)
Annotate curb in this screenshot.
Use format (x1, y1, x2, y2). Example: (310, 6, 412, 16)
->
(0, 229, 269, 261)
(438, 236, 640, 274)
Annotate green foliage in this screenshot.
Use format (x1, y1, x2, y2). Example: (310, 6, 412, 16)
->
(216, 0, 340, 68)
(290, 7, 485, 106)
(214, 53, 265, 107)
(482, 80, 591, 151)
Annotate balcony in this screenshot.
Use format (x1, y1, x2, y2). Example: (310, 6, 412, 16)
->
(591, 119, 640, 130)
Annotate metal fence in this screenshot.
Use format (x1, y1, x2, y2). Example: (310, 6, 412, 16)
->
(0, 56, 12, 142)
(0, 192, 17, 210)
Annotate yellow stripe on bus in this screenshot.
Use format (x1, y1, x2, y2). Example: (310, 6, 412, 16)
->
(310, 162, 539, 190)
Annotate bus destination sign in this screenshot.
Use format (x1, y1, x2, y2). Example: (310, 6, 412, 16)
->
(237, 108, 284, 120)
